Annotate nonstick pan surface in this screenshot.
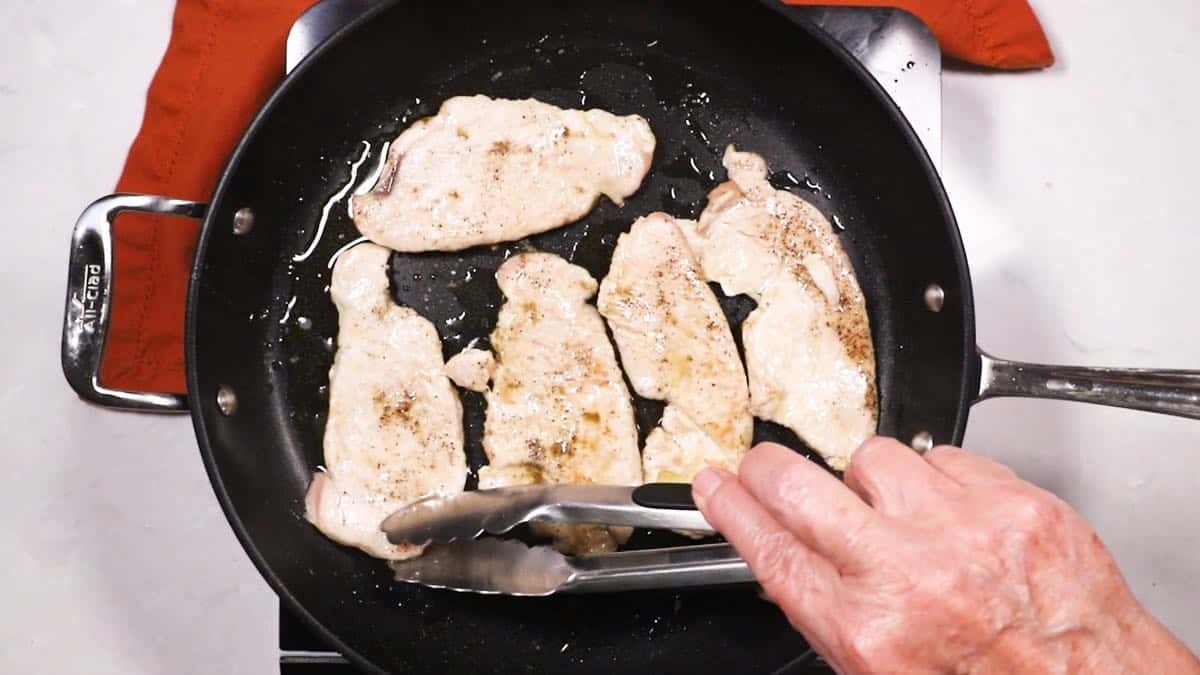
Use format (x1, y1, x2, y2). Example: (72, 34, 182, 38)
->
(186, 1, 973, 672)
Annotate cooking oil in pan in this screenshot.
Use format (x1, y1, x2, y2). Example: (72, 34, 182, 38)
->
(292, 140, 373, 263)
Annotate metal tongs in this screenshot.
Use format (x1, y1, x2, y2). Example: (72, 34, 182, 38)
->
(382, 484, 754, 596)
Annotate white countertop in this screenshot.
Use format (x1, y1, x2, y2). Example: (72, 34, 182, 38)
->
(2, 1, 1197, 672)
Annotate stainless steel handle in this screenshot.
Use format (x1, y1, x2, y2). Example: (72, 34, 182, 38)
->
(61, 194, 206, 412)
(977, 351, 1200, 419)
(563, 544, 754, 593)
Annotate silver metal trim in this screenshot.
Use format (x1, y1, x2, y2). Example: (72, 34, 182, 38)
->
(216, 386, 238, 416)
(924, 283, 945, 312)
(977, 351, 1200, 419)
(910, 431, 934, 453)
(278, 651, 351, 665)
(785, 5, 942, 169)
(232, 207, 254, 235)
(285, 0, 375, 75)
(61, 194, 205, 412)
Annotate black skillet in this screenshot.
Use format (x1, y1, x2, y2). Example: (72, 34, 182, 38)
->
(62, 1, 1200, 672)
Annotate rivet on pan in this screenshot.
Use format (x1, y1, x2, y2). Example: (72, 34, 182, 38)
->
(911, 431, 934, 454)
(233, 207, 255, 236)
(923, 284, 945, 313)
(216, 386, 238, 416)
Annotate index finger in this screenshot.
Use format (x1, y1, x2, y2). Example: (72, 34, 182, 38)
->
(737, 443, 881, 569)
(692, 467, 842, 644)
(924, 445, 1017, 484)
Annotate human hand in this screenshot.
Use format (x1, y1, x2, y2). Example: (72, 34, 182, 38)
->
(692, 438, 1200, 674)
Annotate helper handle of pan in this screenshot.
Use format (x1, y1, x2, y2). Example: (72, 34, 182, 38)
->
(977, 352, 1200, 420)
(61, 194, 206, 412)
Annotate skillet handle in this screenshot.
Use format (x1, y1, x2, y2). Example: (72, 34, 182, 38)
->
(61, 194, 206, 412)
(977, 351, 1200, 419)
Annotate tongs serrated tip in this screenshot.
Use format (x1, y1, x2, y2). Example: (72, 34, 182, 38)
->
(381, 483, 750, 596)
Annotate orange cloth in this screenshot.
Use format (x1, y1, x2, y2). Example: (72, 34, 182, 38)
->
(104, 0, 312, 393)
(103, 0, 1053, 394)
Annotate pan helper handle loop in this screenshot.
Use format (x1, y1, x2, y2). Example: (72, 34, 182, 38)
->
(61, 194, 206, 412)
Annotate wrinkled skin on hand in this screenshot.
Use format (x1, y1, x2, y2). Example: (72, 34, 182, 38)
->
(692, 438, 1200, 675)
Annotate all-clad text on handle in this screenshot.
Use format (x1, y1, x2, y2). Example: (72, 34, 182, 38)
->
(62, 194, 206, 412)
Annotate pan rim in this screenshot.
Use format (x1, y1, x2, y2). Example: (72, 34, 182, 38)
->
(759, 1, 979, 446)
(185, 1, 977, 671)
(186, 2, 407, 671)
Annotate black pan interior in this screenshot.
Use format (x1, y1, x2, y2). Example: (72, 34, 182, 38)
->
(188, 1, 974, 672)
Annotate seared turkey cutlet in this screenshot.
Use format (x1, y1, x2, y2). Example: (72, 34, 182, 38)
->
(680, 146, 877, 470)
(598, 212, 752, 483)
(306, 243, 467, 560)
(352, 95, 655, 252)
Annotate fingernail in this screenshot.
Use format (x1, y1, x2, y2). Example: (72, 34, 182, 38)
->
(692, 467, 728, 504)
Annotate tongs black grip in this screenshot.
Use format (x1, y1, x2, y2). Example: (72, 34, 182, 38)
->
(632, 483, 698, 510)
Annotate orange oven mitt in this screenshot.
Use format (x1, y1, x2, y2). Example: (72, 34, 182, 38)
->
(103, 0, 1053, 395)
